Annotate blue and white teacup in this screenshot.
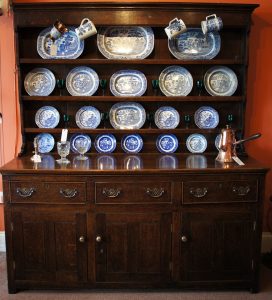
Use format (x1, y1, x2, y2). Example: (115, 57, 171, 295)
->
(164, 17, 187, 40)
(75, 18, 97, 40)
(201, 14, 223, 35)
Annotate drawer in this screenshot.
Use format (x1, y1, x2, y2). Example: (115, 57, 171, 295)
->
(95, 181, 172, 204)
(183, 178, 258, 204)
(10, 181, 87, 204)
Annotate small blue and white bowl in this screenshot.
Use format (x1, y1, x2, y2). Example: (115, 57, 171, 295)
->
(121, 134, 143, 153)
(156, 134, 178, 153)
(95, 134, 116, 153)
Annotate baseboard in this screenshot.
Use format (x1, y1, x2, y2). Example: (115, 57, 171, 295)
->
(0, 231, 6, 252)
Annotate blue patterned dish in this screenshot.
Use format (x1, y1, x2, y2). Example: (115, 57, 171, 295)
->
(110, 70, 147, 97)
(35, 133, 55, 154)
(95, 134, 116, 153)
(168, 28, 221, 60)
(24, 68, 56, 96)
(37, 27, 84, 59)
(35, 106, 60, 128)
(70, 134, 91, 154)
(186, 134, 207, 153)
(194, 106, 219, 129)
(156, 134, 178, 153)
(154, 106, 180, 129)
(76, 106, 101, 129)
(121, 134, 143, 153)
(66, 66, 99, 96)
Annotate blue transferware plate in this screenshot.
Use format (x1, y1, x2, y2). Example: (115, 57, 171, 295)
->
(97, 155, 116, 170)
(168, 28, 221, 60)
(24, 68, 56, 96)
(156, 134, 178, 153)
(70, 134, 91, 154)
(75, 106, 101, 129)
(194, 106, 219, 129)
(121, 134, 143, 153)
(154, 106, 180, 129)
(35, 133, 55, 154)
(37, 27, 84, 59)
(66, 66, 99, 96)
(35, 106, 60, 128)
(109, 102, 146, 130)
(186, 134, 207, 153)
(110, 70, 147, 97)
(159, 66, 193, 96)
(97, 26, 154, 59)
(95, 134, 116, 153)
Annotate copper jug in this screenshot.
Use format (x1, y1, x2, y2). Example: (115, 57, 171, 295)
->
(216, 125, 261, 163)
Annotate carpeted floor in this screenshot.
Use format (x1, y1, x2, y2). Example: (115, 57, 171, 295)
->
(1, 252, 272, 300)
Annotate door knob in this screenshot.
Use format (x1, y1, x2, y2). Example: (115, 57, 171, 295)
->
(96, 235, 102, 243)
(181, 235, 188, 242)
(78, 236, 86, 243)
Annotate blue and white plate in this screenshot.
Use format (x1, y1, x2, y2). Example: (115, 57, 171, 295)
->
(24, 68, 56, 96)
(156, 134, 178, 153)
(121, 134, 143, 153)
(66, 66, 99, 96)
(35, 106, 60, 128)
(194, 106, 219, 129)
(159, 66, 193, 96)
(154, 106, 180, 129)
(215, 134, 222, 150)
(95, 134, 116, 153)
(110, 70, 147, 97)
(186, 134, 207, 153)
(37, 27, 84, 59)
(70, 134, 91, 154)
(75, 106, 101, 129)
(35, 133, 55, 154)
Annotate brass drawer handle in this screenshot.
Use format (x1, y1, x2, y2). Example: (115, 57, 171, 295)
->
(232, 185, 250, 196)
(78, 236, 86, 243)
(146, 187, 165, 198)
(16, 187, 36, 198)
(60, 188, 78, 198)
(102, 188, 121, 198)
(189, 187, 208, 198)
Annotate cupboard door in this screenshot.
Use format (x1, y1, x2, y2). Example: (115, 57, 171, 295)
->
(95, 212, 172, 284)
(12, 210, 88, 283)
(180, 210, 255, 282)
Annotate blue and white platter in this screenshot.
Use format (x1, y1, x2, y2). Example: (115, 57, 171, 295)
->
(159, 66, 193, 96)
(186, 134, 207, 153)
(75, 106, 101, 129)
(35, 106, 60, 128)
(109, 102, 146, 130)
(168, 28, 221, 60)
(70, 134, 91, 154)
(95, 134, 117, 153)
(97, 26, 154, 60)
(110, 70, 147, 97)
(194, 106, 219, 129)
(121, 134, 143, 153)
(35, 133, 55, 154)
(24, 68, 55, 96)
(154, 106, 180, 129)
(66, 66, 99, 96)
(156, 134, 178, 153)
(37, 27, 84, 59)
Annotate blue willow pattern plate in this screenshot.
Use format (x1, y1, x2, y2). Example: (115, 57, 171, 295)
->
(37, 27, 84, 59)
(154, 106, 180, 129)
(75, 106, 101, 129)
(35, 106, 60, 129)
(95, 134, 117, 153)
(121, 134, 143, 153)
(35, 133, 55, 154)
(194, 106, 219, 129)
(70, 134, 91, 154)
(66, 66, 99, 96)
(186, 134, 207, 153)
(168, 28, 221, 60)
(24, 68, 56, 96)
(110, 70, 147, 97)
(156, 134, 178, 153)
